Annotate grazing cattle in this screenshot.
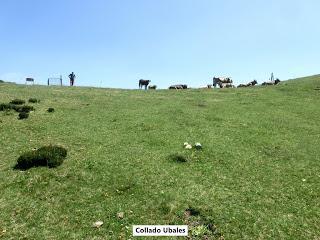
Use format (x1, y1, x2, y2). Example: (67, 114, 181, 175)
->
(148, 85, 157, 90)
(248, 80, 258, 86)
(169, 84, 187, 89)
(25, 78, 34, 85)
(139, 79, 151, 90)
(237, 80, 258, 88)
(262, 78, 280, 86)
(219, 82, 235, 88)
(213, 77, 233, 88)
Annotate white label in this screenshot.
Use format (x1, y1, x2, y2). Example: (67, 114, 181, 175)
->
(133, 225, 188, 236)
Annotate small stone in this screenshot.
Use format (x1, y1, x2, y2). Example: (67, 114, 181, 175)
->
(183, 142, 189, 146)
(185, 144, 192, 149)
(117, 212, 124, 219)
(92, 221, 103, 228)
(302, 179, 306, 182)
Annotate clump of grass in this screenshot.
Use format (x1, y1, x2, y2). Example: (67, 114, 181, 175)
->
(115, 182, 136, 195)
(18, 112, 29, 120)
(15, 145, 67, 170)
(14, 105, 34, 113)
(47, 108, 55, 113)
(190, 225, 211, 237)
(169, 153, 188, 163)
(185, 207, 201, 216)
(196, 103, 207, 107)
(183, 208, 223, 239)
(10, 99, 25, 105)
(0, 103, 14, 111)
(0, 103, 34, 113)
(28, 98, 40, 103)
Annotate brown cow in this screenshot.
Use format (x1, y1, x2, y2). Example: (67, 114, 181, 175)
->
(139, 79, 151, 90)
(148, 85, 157, 90)
(262, 79, 280, 86)
(237, 80, 258, 88)
(169, 84, 187, 89)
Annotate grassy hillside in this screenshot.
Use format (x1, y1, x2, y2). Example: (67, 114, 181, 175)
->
(0, 75, 320, 239)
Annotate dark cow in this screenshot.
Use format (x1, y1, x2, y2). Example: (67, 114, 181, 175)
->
(25, 78, 34, 85)
(262, 78, 280, 86)
(213, 77, 233, 88)
(139, 79, 151, 90)
(218, 82, 235, 88)
(148, 85, 157, 90)
(237, 80, 258, 88)
(169, 84, 187, 89)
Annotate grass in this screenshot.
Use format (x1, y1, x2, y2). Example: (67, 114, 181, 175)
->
(0, 75, 320, 239)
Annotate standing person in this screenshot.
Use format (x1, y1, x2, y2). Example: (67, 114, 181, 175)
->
(68, 72, 76, 86)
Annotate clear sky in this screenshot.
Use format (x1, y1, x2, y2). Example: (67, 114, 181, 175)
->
(1, 0, 319, 88)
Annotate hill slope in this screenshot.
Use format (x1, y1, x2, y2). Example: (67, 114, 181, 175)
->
(0, 75, 320, 239)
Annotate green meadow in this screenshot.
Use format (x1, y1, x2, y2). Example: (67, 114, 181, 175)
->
(0, 75, 319, 239)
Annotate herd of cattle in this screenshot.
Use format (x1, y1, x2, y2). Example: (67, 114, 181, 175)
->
(138, 77, 281, 90)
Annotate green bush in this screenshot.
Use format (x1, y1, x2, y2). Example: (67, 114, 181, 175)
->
(10, 99, 25, 105)
(18, 112, 29, 120)
(0, 103, 14, 111)
(169, 153, 188, 163)
(47, 108, 55, 113)
(16, 105, 34, 113)
(28, 98, 40, 103)
(0, 103, 34, 113)
(0, 80, 4, 83)
(186, 207, 201, 216)
(15, 146, 67, 170)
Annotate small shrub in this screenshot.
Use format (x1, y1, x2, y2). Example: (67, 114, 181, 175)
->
(0, 80, 4, 83)
(47, 108, 55, 113)
(0, 103, 14, 111)
(10, 105, 21, 112)
(28, 98, 40, 103)
(169, 153, 188, 163)
(18, 105, 34, 113)
(12, 105, 34, 113)
(10, 99, 25, 105)
(186, 207, 201, 216)
(191, 225, 210, 237)
(18, 112, 29, 120)
(15, 145, 67, 170)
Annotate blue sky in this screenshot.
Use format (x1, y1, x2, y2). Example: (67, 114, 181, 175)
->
(1, 0, 319, 88)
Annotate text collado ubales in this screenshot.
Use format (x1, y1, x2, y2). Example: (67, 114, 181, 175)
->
(133, 225, 188, 237)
